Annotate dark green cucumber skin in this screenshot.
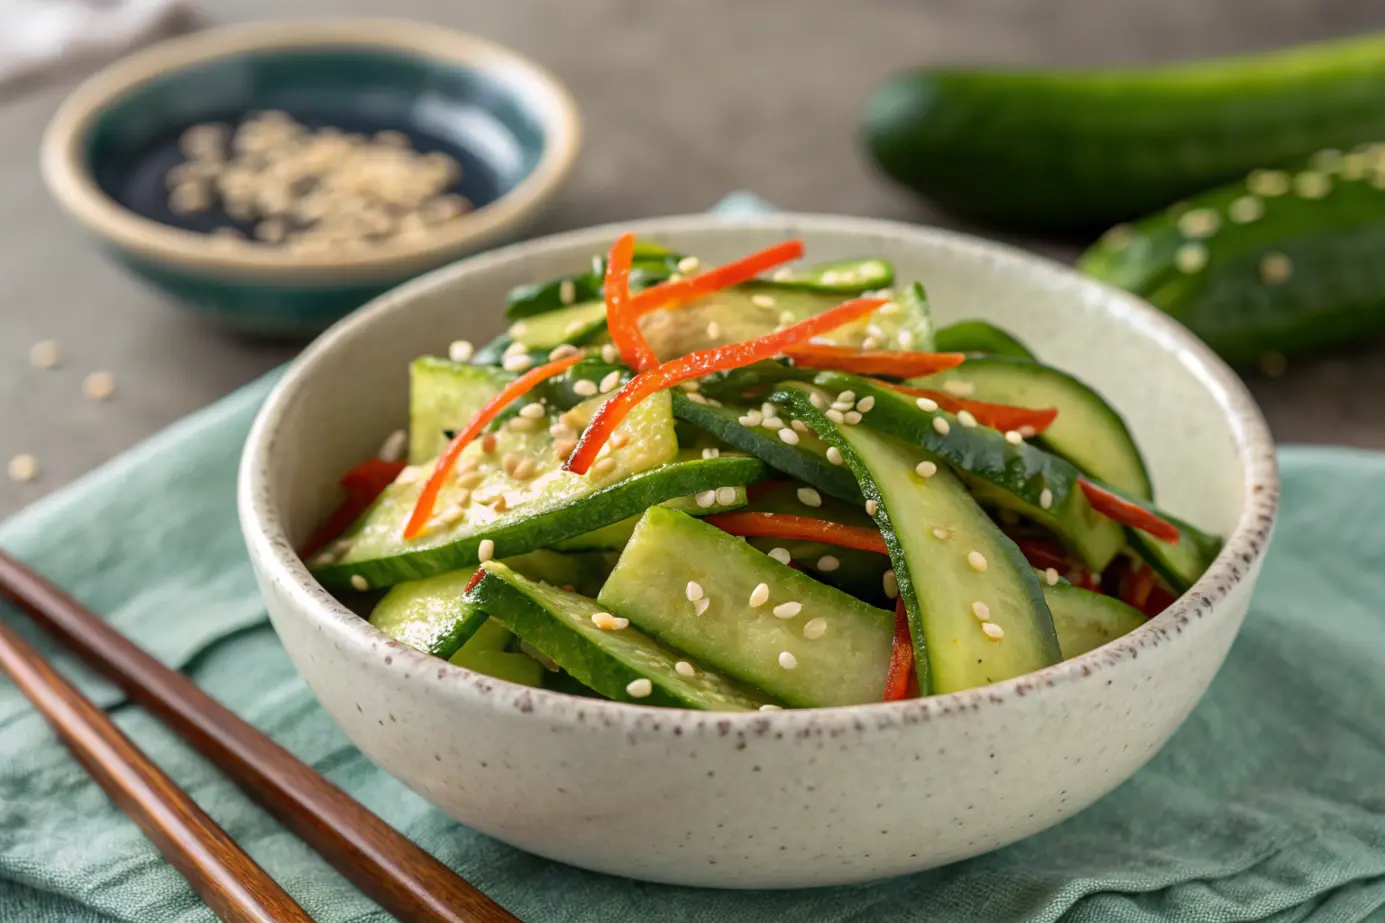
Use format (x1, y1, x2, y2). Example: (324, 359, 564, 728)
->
(1080, 151, 1385, 364)
(933, 320, 1035, 359)
(670, 392, 863, 504)
(313, 456, 770, 591)
(864, 33, 1385, 230)
(505, 243, 683, 319)
(1128, 511, 1223, 594)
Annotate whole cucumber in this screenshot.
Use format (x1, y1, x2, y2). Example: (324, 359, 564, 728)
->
(863, 33, 1385, 230)
(1078, 145, 1385, 364)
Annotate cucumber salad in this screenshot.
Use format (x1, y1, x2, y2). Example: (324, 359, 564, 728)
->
(304, 235, 1223, 711)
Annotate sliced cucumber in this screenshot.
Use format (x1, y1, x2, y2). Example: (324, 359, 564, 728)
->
(504, 241, 684, 320)
(1044, 584, 1145, 659)
(746, 257, 894, 294)
(670, 391, 862, 503)
(447, 617, 546, 687)
(507, 301, 608, 351)
(408, 358, 508, 463)
(933, 320, 1035, 359)
(773, 375, 1125, 572)
(551, 482, 748, 552)
(775, 387, 1061, 694)
(598, 508, 893, 707)
(914, 355, 1153, 500)
(1127, 509, 1223, 594)
(473, 562, 779, 710)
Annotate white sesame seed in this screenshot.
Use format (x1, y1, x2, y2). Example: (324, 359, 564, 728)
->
(693, 598, 710, 616)
(826, 446, 844, 466)
(749, 583, 770, 607)
(508, 416, 543, 434)
(981, 622, 1005, 640)
(1259, 252, 1293, 285)
(837, 390, 857, 403)
(376, 428, 408, 463)
(549, 344, 581, 362)
(1045, 567, 1060, 586)
(83, 371, 116, 401)
(601, 344, 620, 364)
(802, 617, 827, 639)
(761, 416, 784, 430)
(826, 409, 845, 424)
(972, 601, 991, 622)
(553, 439, 578, 461)
(933, 527, 950, 540)
(29, 340, 60, 369)
(768, 547, 792, 565)
(706, 321, 721, 339)
(478, 539, 495, 562)
(679, 380, 701, 393)
(915, 461, 938, 478)
(1294, 170, 1332, 200)
(1174, 243, 1208, 274)
(773, 601, 802, 619)
(866, 499, 878, 516)
(1177, 208, 1221, 239)
(933, 417, 951, 436)
(883, 569, 898, 599)
(739, 410, 764, 427)
(7, 453, 38, 483)
(791, 419, 809, 434)
(559, 279, 577, 305)
(779, 310, 796, 325)
(675, 660, 696, 677)
(797, 487, 822, 507)
(760, 703, 784, 712)
(778, 651, 798, 670)
(752, 293, 777, 309)
(686, 392, 710, 405)
(856, 395, 876, 412)
(1040, 488, 1053, 510)
(349, 574, 370, 592)
(502, 354, 534, 373)
(897, 330, 915, 349)
(1005, 430, 1023, 445)
(672, 255, 698, 273)
(572, 378, 598, 397)
(716, 486, 737, 505)
(695, 489, 717, 509)
(862, 336, 879, 350)
(626, 678, 653, 698)
(1248, 169, 1290, 197)
(1228, 195, 1264, 224)
(816, 555, 839, 572)
(702, 447, 720, 459)
(600, 370, 622, 393)
(956, 410, 978, 428)
(761, 402, 778, 417)
(779, 428, 800, 446)
(844, 410, 863, 425)
(610, 430, 630, 449)
(512, 458, 537, 480)
(686, 581, 704, 602)
(504, 340, 529, 358)
(915, 396, 939, 412)
(591, 612, 619, 630)
(942, 380, 974, 397)
(519, 402, 547, 419)
(808, 391, 827, 410)
(831, 401, 854, 412)
(967, 551, 988, 572)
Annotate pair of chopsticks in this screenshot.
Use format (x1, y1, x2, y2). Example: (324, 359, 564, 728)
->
(0, 549, 519, 923)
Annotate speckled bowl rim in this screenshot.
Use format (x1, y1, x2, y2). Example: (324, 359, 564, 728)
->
(239, 213, 1279, 734)
(40, 18, 582, 285)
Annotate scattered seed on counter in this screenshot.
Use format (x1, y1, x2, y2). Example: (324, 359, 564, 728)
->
(82, 371, 116, 401)
(7, 453, 38, 483)
(28, 340, 60, 369)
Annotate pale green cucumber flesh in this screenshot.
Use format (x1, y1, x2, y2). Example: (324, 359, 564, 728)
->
(1044, 584, 1146, 659)
(933, 320, 1035, 359)
(408, 358, 509, 464)
(598, 507, 893, 707)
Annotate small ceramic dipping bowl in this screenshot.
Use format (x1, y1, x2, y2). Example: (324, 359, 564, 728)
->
(41, 19, 580, 337)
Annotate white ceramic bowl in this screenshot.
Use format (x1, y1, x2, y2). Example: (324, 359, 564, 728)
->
(238, 214, 1278, 889)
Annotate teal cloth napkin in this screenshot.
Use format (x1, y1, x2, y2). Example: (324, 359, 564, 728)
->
(3, 198, 1385, 922)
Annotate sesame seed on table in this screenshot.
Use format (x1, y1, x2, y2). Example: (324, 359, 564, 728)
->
(4, 0, 1385, 519)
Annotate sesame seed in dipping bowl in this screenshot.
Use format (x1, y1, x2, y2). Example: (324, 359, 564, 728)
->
(41, 19, 579, 337)
(239, 214, 1276, 888)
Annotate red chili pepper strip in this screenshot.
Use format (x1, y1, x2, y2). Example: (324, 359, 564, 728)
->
(704, 512, 890, 555)
(883, 598, 914, 702)
(1078, 480, 1180, 543)
(604, 233, 659, 371)
(1143, 584, 1177, 618)
(787, 346, 967, 378)
(564, 296, 887, 474)
(883, 382, 1058, 435)
(463, 568, 486, 594)
(627, 239, 805, 316)
(404, 351, 586, 540)
(300, 458, 406, 559)
(1016, 539, 1071, 573)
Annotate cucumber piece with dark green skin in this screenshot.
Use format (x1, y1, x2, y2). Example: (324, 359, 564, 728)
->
(408, 358, 509, 463)
(864, 33, 1385, 230)
(507, 301, 609, 352)
(473, 562, 780, 710)
(598, 508, 893, 707)
(745, 257, 894, 294)
(774, 375, 1125, 572)
(504, 242, 684, 320)
(1079, 146, 1385, 364)
(774, 387, 1060, 694)
(670, 391, 863, 504)
(933, 320, 1035, 360)
(1043, 584, 1145, 660)
(913, 355, 1153, 500)
(1126, 509, 1223, 594)
(446, 617, 546, 687)
(550, 483, 749, 552)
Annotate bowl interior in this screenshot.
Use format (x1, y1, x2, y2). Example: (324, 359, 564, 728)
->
(259, 216, 1262, 592)
(85, 46, 548, 239)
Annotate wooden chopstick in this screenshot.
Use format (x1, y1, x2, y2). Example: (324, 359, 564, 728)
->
(0, 617, 314, 923)
(0, 549, 520, 923)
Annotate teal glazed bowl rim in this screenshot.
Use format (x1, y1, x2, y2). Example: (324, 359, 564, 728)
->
(39, 18, 582, 286)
